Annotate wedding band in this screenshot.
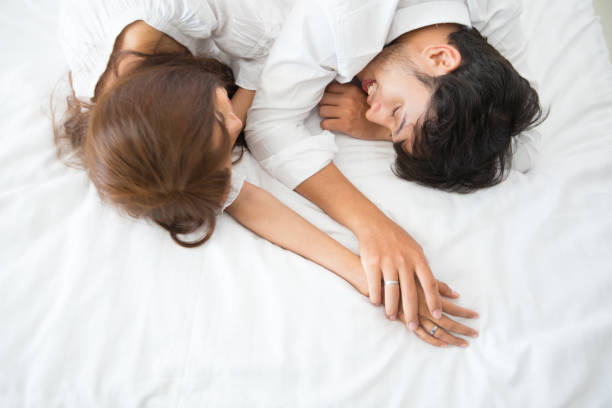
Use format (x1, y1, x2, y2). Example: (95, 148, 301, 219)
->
(383, 280, 399, 286)
(429, 324, 439, 336)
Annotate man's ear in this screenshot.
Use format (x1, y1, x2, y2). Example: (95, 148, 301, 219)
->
(423, 45, 461, 75)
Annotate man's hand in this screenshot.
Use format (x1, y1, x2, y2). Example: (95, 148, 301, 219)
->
(318, 82, 390, 141)
(295, 163, 443, 333)
(356, 215, 443, 331)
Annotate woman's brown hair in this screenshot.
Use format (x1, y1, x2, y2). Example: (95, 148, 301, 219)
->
(54, 52, 238, 247)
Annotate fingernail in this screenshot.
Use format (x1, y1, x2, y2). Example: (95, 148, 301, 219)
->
(461, 342, 469, 348)
(409, 322, 418, 331)
(441, 343, 449, 348)
(389, 315, 396, 321)
(452, 290, 460, 297)
(470, 333, 479, 338)
(433, 309, 442, 319)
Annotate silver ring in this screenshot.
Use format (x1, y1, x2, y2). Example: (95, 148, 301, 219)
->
(383, 280, 400, 286)
(429, 324, 439, 336)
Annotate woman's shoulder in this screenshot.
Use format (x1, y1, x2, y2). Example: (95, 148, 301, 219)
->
(59, 0, 219, 99)
(120, 21, 186, 55)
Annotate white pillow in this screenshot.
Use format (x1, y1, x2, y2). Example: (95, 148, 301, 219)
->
(467, 0, 531, 78)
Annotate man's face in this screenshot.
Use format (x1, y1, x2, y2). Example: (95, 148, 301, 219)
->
(357, 25, 462, 152)
(358, 48, 432, 153)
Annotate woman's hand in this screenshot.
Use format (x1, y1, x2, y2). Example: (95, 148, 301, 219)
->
(318, 82, 390, 141)
(397, 280, 480, 348)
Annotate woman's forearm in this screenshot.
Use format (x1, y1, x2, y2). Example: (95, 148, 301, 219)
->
(226, 182, 369, 296)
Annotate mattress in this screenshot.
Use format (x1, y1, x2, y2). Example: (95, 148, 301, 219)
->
(1, 0, 611, 406)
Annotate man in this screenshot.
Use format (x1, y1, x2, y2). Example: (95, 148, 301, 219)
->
(245, 0, 542, 339)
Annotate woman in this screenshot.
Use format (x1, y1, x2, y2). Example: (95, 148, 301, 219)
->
(55, 0, 478, 347)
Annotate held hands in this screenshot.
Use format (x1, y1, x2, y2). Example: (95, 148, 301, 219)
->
(357, 217, 443, 331)
(318, 82, 390, 140)
(354, 212, 479, 347)
(396, 280, 479, 348)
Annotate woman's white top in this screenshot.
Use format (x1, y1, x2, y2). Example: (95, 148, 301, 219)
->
(59, 0, 296, 100)
(59, 0, 295, 210)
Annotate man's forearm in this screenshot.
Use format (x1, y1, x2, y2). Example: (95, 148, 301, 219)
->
(294, 162, 387, 235)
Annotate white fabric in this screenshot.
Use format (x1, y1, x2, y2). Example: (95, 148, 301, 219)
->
(245, 0, 529, 189)
(59, 0, 295, 98)
(387, 1, 471, 42)
(2, 0, 612, 407)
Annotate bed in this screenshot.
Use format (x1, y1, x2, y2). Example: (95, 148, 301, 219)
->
(1, 0, 611, 406)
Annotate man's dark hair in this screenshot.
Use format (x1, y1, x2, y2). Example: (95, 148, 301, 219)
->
(393, 26, 545, 193)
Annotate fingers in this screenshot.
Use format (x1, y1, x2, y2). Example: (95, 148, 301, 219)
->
(320, 83, 365, 105)
(383, 282, 400, 320)
(398, 268, 419, 331)
(414, 323, 448, 348)
(441, 299, 479, 319)
(401, 309, 478, 347)
(320, 118, 347, 133)
(362, 259, 382, 306)
(437, 280, 459, 298)
(415, 260, 442, 319)
(325, 81, 354, 93)
(318, 104, 341, 119)
(382, 263, 400, 320)
(421, 319, 468, 348)
(437, 315, 479, 338)
(319, 92, 342, 106)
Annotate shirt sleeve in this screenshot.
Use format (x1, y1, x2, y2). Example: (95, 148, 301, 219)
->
(244, 0, 340, 190)
(142, 0, 218, 49)
(231, 56, 268, 91)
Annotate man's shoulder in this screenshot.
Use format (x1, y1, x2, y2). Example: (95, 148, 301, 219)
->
(323, 0, 398, 61)
(312, 0, 397, 15)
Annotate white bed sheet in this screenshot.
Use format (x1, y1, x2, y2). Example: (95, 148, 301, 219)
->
(1, 0, 612, 406)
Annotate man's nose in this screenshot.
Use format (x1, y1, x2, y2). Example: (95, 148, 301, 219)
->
(365, 102, 390, 128)
(365, 101, 380, 121)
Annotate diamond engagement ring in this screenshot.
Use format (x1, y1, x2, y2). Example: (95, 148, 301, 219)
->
(383, 280, 400, 286)
(429, 325, 439, 336)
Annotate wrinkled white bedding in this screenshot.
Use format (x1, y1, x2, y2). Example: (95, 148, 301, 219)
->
(1, 0, 612, 406)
